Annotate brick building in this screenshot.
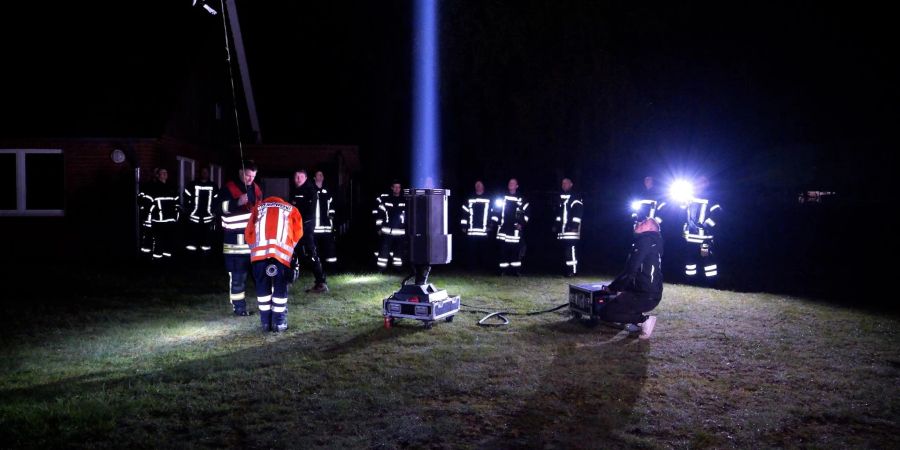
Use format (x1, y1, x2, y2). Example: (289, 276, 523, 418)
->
(0, 137, 359, 261)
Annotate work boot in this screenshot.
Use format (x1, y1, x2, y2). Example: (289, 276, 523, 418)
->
(639, 315, 657, 340)
(259, 310, 272, 332)
(623, 323, 641, 334)
(306, 283, 329, 293)
(232, 300, 250, 316)
(273, 312, 288, 332)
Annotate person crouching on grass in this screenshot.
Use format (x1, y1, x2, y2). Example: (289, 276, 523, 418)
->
(245, 197, 304, 332)
(597, 217, 663, 339)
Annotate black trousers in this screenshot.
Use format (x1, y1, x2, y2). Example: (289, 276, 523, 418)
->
(314, 232, 337, 264)
(684, 240, 718, 282)
(152, 221, 178, 259)
(498, 240, 524, 273)
(225, 253, 251, 307)
(378, 234, 406, 269)
(559, 239, 580, 275)
(251, 260, 289, 312)
(295, 221, 326, 284)
(461, 235, 491, 270)
(599, 291, 661, 324)
(185, 220, 215, 252)
(139, 224, 154, 256)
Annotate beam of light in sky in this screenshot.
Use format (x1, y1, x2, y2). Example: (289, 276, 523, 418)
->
(412, 0, 439, 188)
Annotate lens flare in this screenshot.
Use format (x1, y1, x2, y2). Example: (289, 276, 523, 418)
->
(669, 179, 694, 203)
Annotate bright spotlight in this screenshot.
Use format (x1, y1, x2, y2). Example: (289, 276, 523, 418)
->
(669, 179, 694, 203)
(494, 198, 505, 208)
(630, 200, 642, 211)
(192, 0, 218, 15)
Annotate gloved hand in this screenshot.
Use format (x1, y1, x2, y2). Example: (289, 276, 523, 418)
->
(288, 256, 301, 283)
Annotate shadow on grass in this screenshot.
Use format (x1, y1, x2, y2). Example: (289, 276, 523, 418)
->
(481, 319, 650, 448)
(319, 323, 423, 359)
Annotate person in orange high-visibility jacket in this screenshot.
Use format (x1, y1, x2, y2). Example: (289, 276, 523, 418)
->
(245, 196, 304, 332)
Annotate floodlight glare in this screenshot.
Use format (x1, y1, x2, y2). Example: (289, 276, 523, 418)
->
(192, 0, 218, 15)
(669, 179, 694, 203)
(630, 200, 642, 211)
(494, 198, 505, 208)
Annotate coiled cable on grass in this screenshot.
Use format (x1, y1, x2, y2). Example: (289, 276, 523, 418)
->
(461, 302, 570, 327)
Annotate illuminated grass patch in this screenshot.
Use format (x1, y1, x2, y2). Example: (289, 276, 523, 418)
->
(0, 269, 898, 448)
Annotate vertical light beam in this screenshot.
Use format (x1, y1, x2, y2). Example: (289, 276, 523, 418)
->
(412, 0, 439, 188)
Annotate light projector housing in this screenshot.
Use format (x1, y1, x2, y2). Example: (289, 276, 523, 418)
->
(404, 188, 452, 265)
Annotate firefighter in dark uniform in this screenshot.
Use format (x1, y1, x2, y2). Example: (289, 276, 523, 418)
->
(137, 174, 155, 257)
(183, 167, 217, 255)
(312, 170, 338, 266)
(631, 175, 666, 226)
(459, 180, 492, 270)
(680, 176, 722, 283)
(218, 160, 262, 316)
(555, 177, 583, 277)
(491, 178, 529, 276)
(374, 180, 406, 271)
(146, 168, 180, 261)
(290, 170, 328, 293)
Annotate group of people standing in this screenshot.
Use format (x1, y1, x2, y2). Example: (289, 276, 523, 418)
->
(140, 160, 339, 332)
(631, 175, 722, 284)
(221, 161, 343, 332)
(141, 158, 722, 334)
(374, 174, 721, 285)
(456, 177, 582, 277)
(371, 177, 554, 277)
(138, 167, 219, 260)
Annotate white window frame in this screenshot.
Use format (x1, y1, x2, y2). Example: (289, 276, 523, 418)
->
(0, 149, 64, 217)
(176, 156, 196, 197)
(210, 163, 223, 188)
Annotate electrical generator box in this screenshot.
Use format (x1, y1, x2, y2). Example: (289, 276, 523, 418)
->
(383, 283, 460, 329)
(568, 282, 611, 322)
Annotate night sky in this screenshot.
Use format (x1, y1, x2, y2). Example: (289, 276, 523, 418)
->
(2, 1, 895, 198)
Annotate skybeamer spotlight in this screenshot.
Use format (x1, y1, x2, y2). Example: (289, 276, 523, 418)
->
(382, 189, 460, 330)
(669, 179, 694, 204)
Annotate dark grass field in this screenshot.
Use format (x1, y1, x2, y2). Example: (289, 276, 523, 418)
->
(1, 266, 898, 449)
